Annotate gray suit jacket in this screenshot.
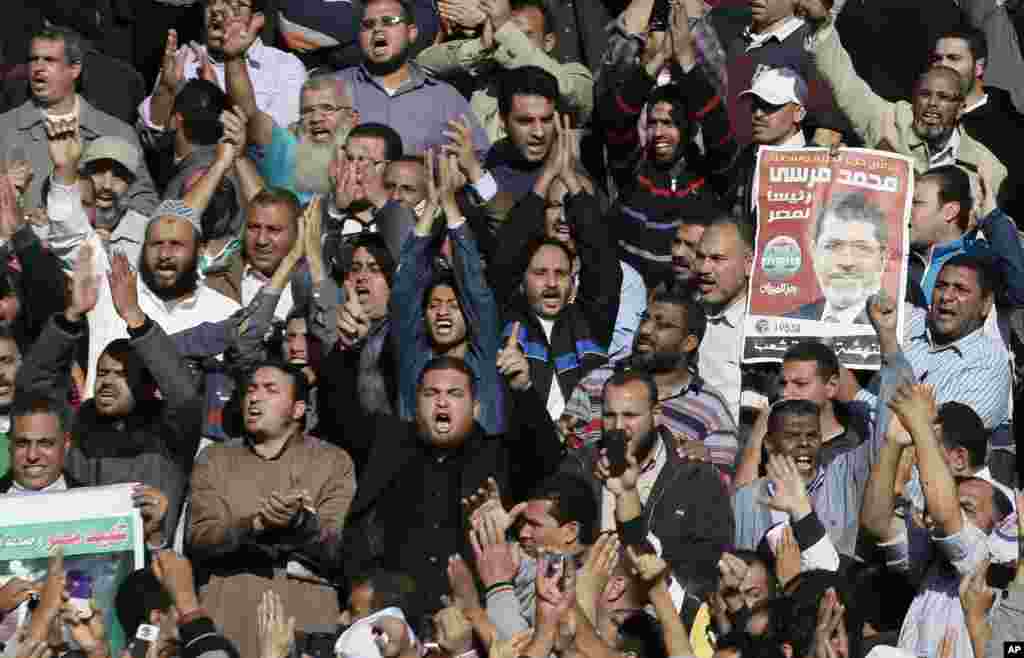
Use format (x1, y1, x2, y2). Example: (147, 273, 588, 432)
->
(0, 96, 157, 216)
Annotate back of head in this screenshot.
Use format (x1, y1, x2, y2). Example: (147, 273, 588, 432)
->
(936, 401, 987, 469)
(115, 568, 172, 639)
(921, 165, 973, 232)
(173, 79, 227, 145)
(529, 472, 599, 545)
(498, 65, 559, 117)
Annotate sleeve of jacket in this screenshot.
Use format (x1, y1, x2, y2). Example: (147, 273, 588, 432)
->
(487, 192, 546, 313)
(309, 277, 340, 350)
(568, 191, 622, 352)
(676, 66, 737, 183)
(808, 23, 898, 149)
(130, 318, 202, 463)
(11, 226, 69, 345)
(315, 347, 374, 472)
(973, 208, 1024, 306)
(13, 314, 78, 401)
(506, 386, 566, 488)
(450, 222, 500, 365)
(594, 64, 658, 191)
(391, 231, 436, 418)
(416, 36, 490, 77)
(488, 23, 595, 125)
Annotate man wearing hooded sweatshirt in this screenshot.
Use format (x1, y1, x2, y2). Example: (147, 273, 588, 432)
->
(596, 4, 737, 289)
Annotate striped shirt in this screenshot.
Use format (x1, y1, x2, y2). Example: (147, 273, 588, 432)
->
(559, 360, 739, 486)
(901, 306, 1011, 429)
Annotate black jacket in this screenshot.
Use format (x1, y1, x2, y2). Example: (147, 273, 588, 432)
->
(561, 427, 734, 597)
(340, 385, 565, 615)
(16, 314, 203, 541)
(2, 226, 69, 355)
(960, 86, 1024, 220)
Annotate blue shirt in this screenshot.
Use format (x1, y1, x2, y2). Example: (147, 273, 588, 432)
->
(333, 64, 491, 156)
(247, 124, 313, 205)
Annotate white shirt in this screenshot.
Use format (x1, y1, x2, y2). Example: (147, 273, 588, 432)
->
(241, 264, 295, 320)
(928, 127, 961, 168)
(9, 476, 68, 496)
(742, 16, 806, 51)
(139, 38, 307, 130)
(538, 317, 566, 420)
(698, 294, 746, 424)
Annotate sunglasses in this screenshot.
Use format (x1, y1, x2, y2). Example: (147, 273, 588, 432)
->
(360, 15, 405, 30)
(749, 96, 790, 115)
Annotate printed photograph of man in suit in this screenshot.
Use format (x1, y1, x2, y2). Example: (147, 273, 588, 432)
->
(786, 191, 888, 323)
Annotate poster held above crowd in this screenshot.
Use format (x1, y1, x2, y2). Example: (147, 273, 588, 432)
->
(744, 147, 913, 369)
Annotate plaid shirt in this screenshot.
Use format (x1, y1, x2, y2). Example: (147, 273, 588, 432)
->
(559, 360, 738, 487)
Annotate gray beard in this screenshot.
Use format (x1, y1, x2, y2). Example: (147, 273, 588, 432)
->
(94, 200, 126, 231)
(294, 128, 351, 196)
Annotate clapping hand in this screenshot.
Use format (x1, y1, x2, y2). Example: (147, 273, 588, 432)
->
(108, 251, 145, 329)
(338, 279, 371, 349)
(442, 115, 484, 186)
(757, 455, 813, 519)
(66, 242, 100, 323)
(888, 383, 937, 442)
(257, 591, 296, 658)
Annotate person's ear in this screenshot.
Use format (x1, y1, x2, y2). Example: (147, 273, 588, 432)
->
(824, 373, 839, 400)
(408, 21, 419, 45)
(251, 12, 266, 34)
(543, 33, 556, 53)
(682, 334, 699, 355)
(62, 432, 71, 455)
(473, 399, 481, 421)
(975, 57, 986, 82)
(560, 520, 580, 547)
(794, 104, 807, 123)
(149, 609, 164, 626)
(942, 200, 961, 225)
(292, 400, 307, 422)
(781, 642, 794, 658)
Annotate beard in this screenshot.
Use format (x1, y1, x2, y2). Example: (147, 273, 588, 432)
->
(295, 130, 349, 196)
(631, 427, 659, 464)
(140, 251, 200, 302)
(631, 348, 686, 373)
(363, 42, 412, 77)
(818, 271, 882, 311)
(93, 198, 127, 231)
(912, 118, 955, 150)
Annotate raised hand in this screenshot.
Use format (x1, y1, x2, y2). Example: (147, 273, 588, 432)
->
(888, 383, 938, 440)
(577, 532, 619, 615)
(497, 321, 532, 391)
(222, 14, 263, 60)
(150, 550, 200, 615)
(61, 600, 107, 658)
(866, 291, 898, 353)
(641, 29, 670, 78)
(717, 552, 749, 594)
(668, 0, 695, 69)
(446, 554, 482, 613)
(811, 588, 845, 658)
(774, 526, 802, 588)
(435, 607, 474, 655)
(132, 485, 169, 545)
(331, 152, 360, 211)
(462, 476, 526, 539)
(0, 174, 24, 241)
(218, 106, 249, 161)
(885, 412, 914, 447)
(193, 44, 219, 86)
(437, 152, 466, 222)
(625, 545, 669, 590)
(536, 112, 570, 195)
(159, 30, 185, 94)
(438, 0, 487, 29)
(108, 251, 145, 328)
(257, 590, 296, 658)
(441, 115, 484, 185)
(338, 279, 370, 349)
(301, 196, 323, 281)
(793, 0, 833, 24)
(959, 558, 995, 624)
(595, 436, 641, 495)
(757, 454, 813, 518)
(66, 242, 100, 322)
(469, 519, 521, 587)
(27, 547, 65, 643)
(479, 0, 512, 31)
(44, 117, 83, 180)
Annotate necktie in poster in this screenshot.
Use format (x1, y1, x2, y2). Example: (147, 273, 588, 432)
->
(744, 147, 913, 369)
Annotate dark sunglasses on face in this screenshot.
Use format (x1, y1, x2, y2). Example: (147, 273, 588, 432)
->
(750, 96, 790, 116)
(360, 15, 405, 30)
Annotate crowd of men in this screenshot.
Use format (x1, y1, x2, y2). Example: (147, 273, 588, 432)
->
(0, 0, 1022, 658)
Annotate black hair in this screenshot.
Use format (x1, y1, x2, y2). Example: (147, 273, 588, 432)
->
(813, 190, 888, 247)
(510, 0, 557, 35)
(939, 252, 995, 298)
(524, 236, 574, 272)
(244, 360, 310, 405)
(782, 341, 840, 383)
(347, 568, 417, 612)
(936, 25, 988, 64)
(9, 394, 70, 435)
(850, 563, 918, 634)
(342, 233, 397, 288)
(781, 571, 863, 658)
(349, 123, 404, 161)
(416, 355, 478, 399)
(920, 165, 973, 231)
(715, 631, 787, 658)
(617, 611, 667, 658)
(766, 399, 820, 435)
(114, 569, 173, 640)
(603, 368, 658, 408)
(172, 79, 227, 145)
(100, 338, 156, 396)
(936, 401, 987, 469)
(645, 84, 690, 141)
(497, 65, 560, 117)
(528, 473, 599, 545)
(650, 286, 708, 345)
(732, 549, 779, 599)
(708, 214, 755, 252)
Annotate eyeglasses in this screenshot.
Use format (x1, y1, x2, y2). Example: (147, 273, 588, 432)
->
(300, 104, 354, 118)
(205, 0, 252, 15)
(360, 15, 406, 31)
(345, 153, 388, 170)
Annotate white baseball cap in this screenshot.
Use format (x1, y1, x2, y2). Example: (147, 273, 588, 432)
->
(740, 67, 808, 107)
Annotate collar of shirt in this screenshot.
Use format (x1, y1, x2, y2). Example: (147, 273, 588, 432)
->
(742, 16, 806, 51)
(242, 263, 273, 285)
(0, 414, 9, 434)
(358, 61, 431, 96)
(963, 93, 989, 115)
(706, 294, 746, 327)
(927, 235, 965, 266)
(917, 321, 985, 357)
(928, 127, 961, 167)
(10, 475, 68, 495)
(206, 37, 266, 70)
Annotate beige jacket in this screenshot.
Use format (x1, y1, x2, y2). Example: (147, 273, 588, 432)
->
(809, 21, 1008, 192)
(417, 22, 594, 141)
